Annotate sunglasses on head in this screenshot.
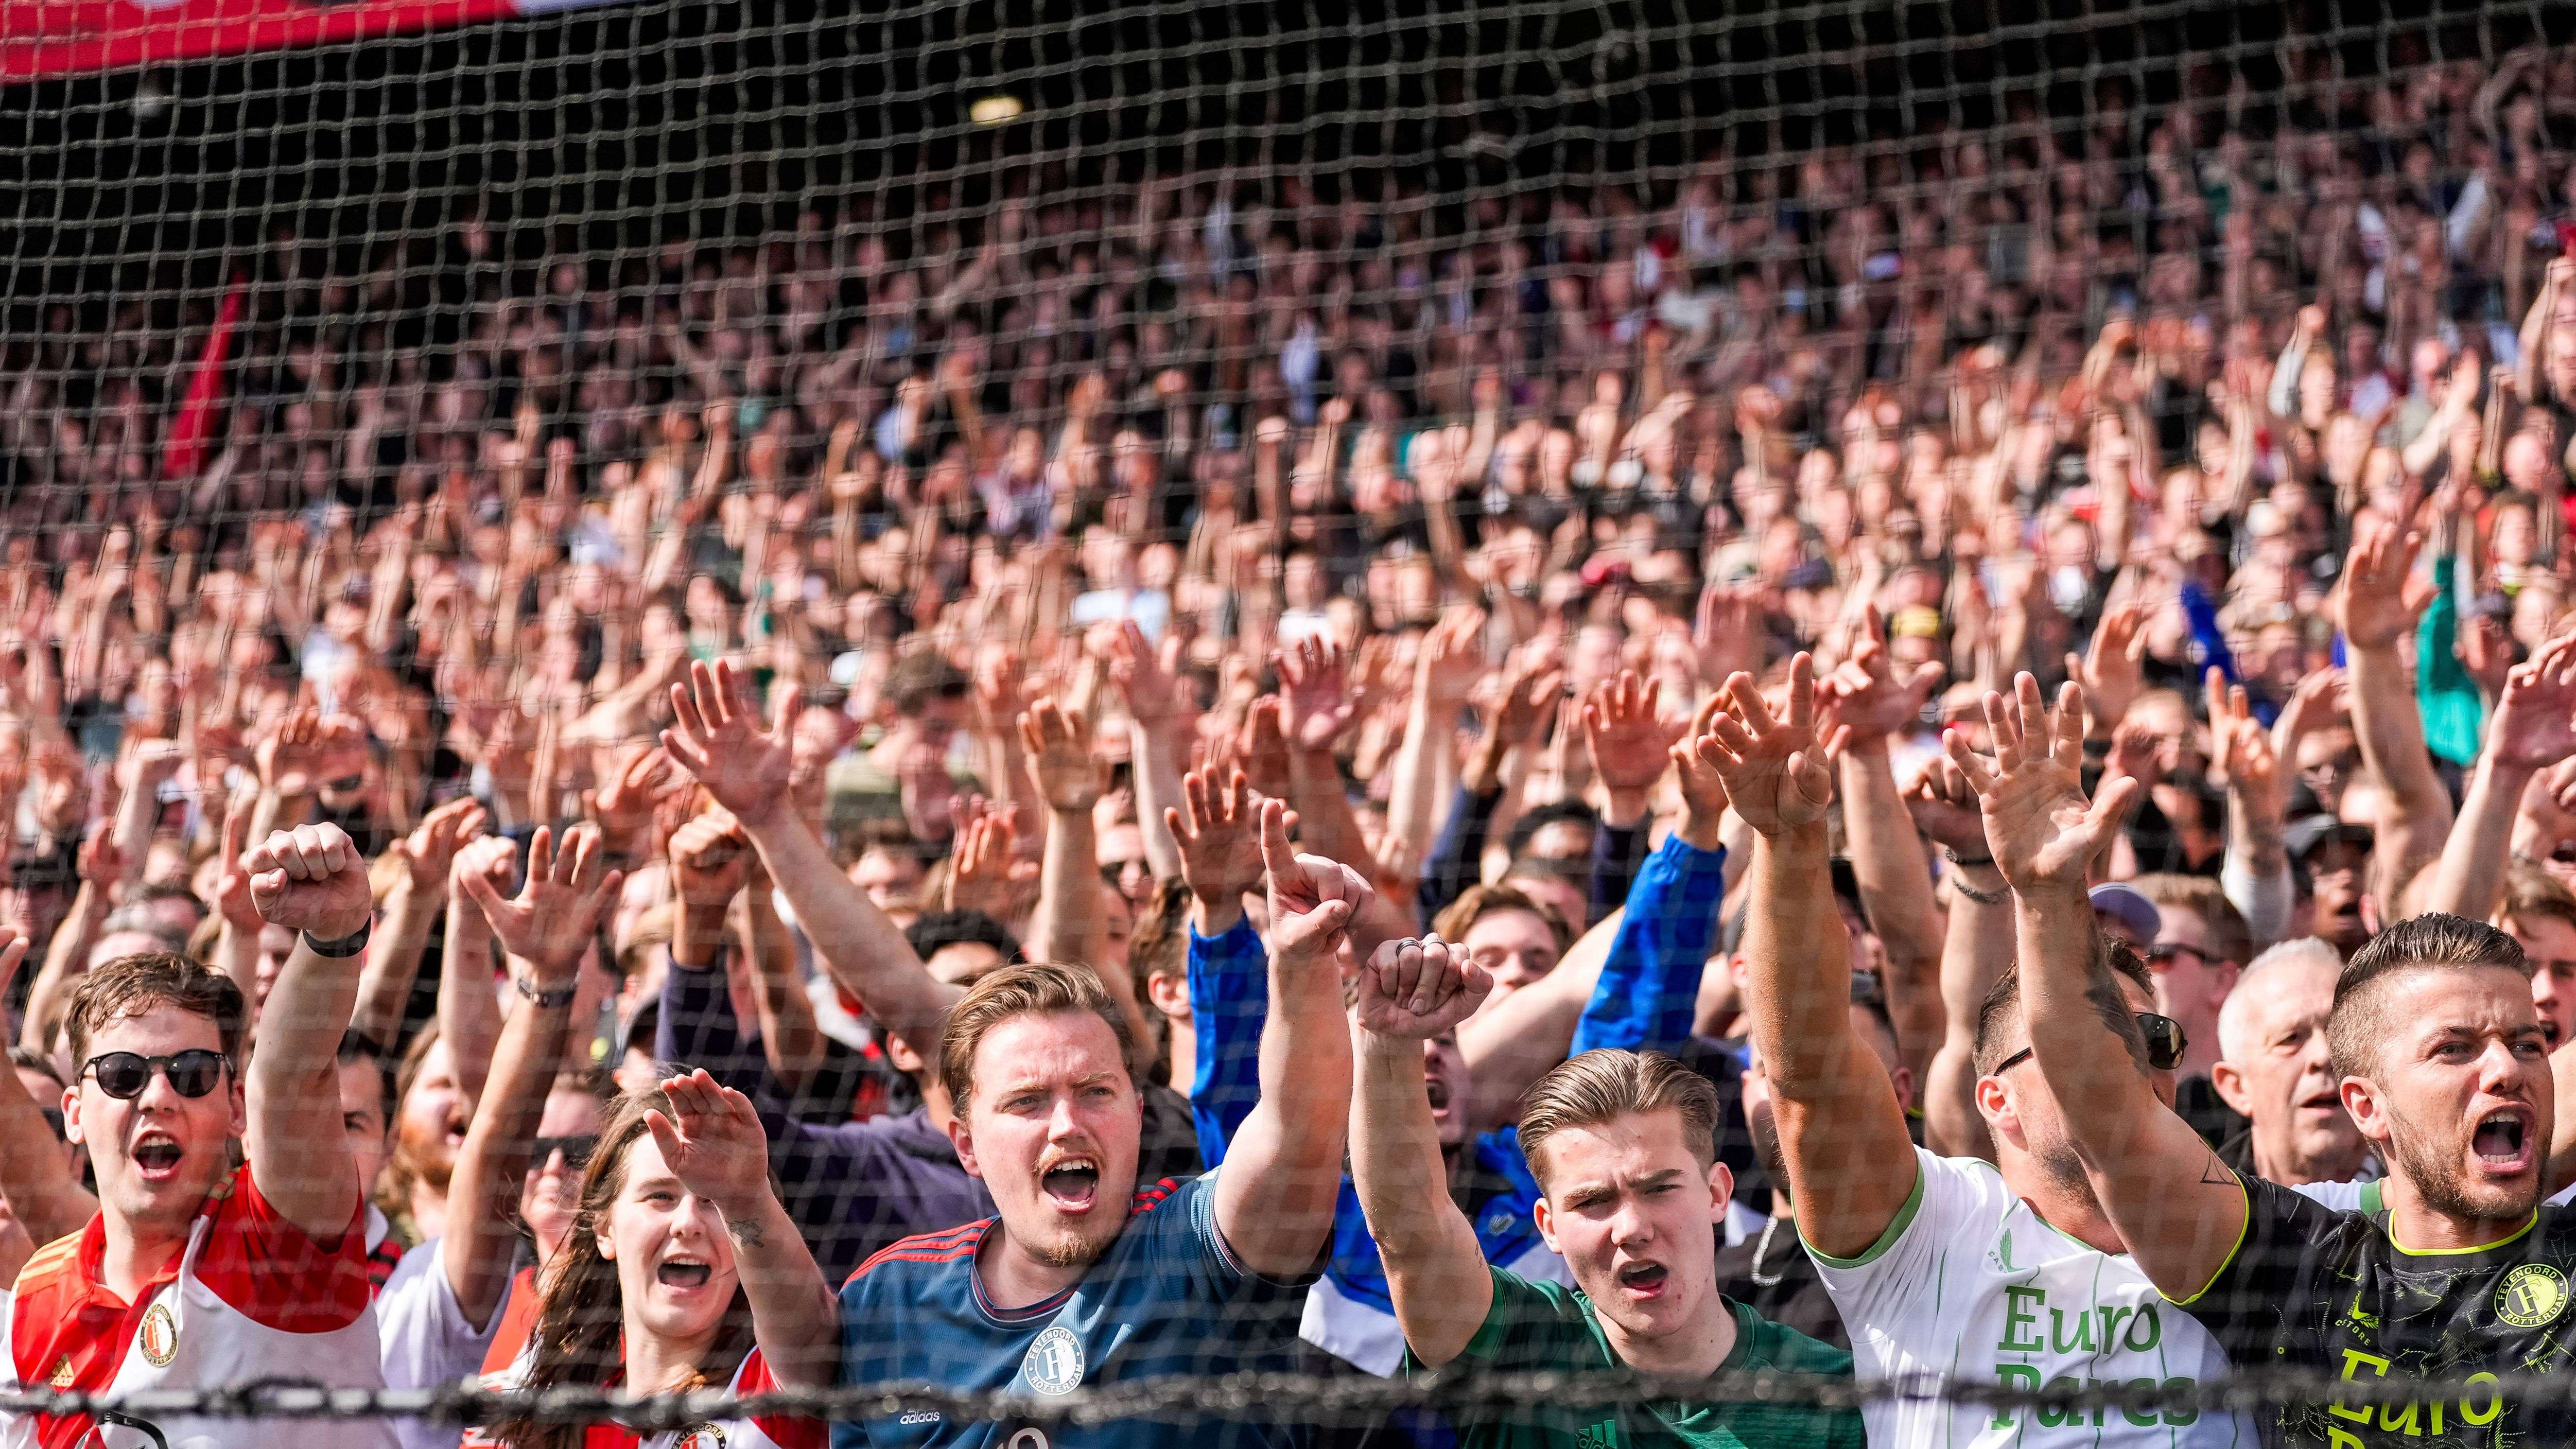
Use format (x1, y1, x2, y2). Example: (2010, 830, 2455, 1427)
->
(531, 1134, 599, 1171)
(82, 1050, 230, 1101)
(1993, 1012, 2187, 1076)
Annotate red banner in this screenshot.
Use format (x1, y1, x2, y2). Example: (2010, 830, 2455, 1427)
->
(160, 276, 242, 482)
(2, 0, 521, 79)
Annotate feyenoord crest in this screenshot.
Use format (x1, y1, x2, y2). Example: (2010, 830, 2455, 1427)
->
(1020, 1325, 1085, 1396)
(136, 1303, 179, 1367)
(677, 1424, 729, 1449)
(2497, 1263, 2571, 1329)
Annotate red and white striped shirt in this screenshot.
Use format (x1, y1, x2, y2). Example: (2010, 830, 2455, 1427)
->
(0, 1169, 394, 1449)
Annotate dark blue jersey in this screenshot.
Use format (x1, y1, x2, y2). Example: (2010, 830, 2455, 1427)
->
(834, 1173, 1313, 1449)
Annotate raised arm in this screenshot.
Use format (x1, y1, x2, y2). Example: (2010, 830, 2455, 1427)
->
(240, 822, 377, 1243)
(648, 1070, 840, 1386)
(2426, 636, 2576, 921)
(351, 798, 485, 1049)
(1384, 607, 1484, 895)
(1581, 670, 1684, 918)
(1909, 753, 2016, 1161)
(0, 931, 96, 1242)
(736, 853, 830, 1100)
(1349, 936, 1498, 1368)
(1020, 697, 1157, 1051)
(1167, 767, 1274, 1164)
(1956, 675, 2244, 1301)
(663, 659, 961, 1055)
(1110, 622, 1190, 885)
(2209, 669, 2295, 948)
(1275, 640, 1373, 885)
(2338, 523, 2454, 911)
(1208, 799, 1361, 1278)
(441, 834, 511, 1105)
(1568, 691, 1729, 1057)
(22, 829, 121, 1056)
(1709, 656, 1917, 1258)
(1825, 607, 1950, 1079)
(447, 824, 621, 1328)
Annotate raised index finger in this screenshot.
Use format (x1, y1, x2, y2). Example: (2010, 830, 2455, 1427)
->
(1256, 797, 1294, 877)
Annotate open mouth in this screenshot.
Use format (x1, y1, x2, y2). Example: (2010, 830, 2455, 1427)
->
(1425, 1077, 1452, 1118)
(656, 1260, 713, 1289)
(1615, 1262, 1669, 1297)
(2296, 1090, 2341, 1115)
(2474, 1111, 2532, 1169)
(132, 1135, 183, 1178)
(1040, 1158, 1100, 1212)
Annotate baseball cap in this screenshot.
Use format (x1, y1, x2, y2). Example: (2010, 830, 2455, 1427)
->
(2285, 814, 2374, 863)
(2088, 881, 2162, 943)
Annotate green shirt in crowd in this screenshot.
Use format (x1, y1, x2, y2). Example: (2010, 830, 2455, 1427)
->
(1402, 1267, 1867, 1449)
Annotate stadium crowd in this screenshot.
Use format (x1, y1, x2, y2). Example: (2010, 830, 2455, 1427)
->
(7, 34, 2576, 1449)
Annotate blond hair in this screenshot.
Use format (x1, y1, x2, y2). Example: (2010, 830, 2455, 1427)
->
(1517, 1049, 1717, 1185)
(939, 960, 1136, 1109)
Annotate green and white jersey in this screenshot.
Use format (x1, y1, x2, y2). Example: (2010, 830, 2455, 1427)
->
(1805, 1148, 2254, 1448)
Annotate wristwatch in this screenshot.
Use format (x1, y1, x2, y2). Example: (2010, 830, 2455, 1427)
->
(514, 974, 579, 1009)
(304, 920, 373, 958)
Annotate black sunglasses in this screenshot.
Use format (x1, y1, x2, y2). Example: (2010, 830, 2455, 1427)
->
(81, 1050, 231, 1101)
(531, 1134, 599, 1171)
(1993, 1013, 2187, 1075)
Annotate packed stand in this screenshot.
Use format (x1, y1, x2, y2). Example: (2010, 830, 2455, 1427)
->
(7, 38, 2576, 1449)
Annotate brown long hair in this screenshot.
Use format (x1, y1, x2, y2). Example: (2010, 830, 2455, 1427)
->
(485, 1085, 758, 1449)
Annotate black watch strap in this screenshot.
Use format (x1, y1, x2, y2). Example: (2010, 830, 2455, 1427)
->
(514, 974, 579, 1009)
(304, 920, 373, 958)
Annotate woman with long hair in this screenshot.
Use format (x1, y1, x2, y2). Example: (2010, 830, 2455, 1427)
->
(470, 1070, 838, 1449)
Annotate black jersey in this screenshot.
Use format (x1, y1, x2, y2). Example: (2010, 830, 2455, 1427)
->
(2176, 1174, 2576, 1446)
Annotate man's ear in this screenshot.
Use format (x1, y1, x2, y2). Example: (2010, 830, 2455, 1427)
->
(1144, 972, 1189, 1022)
(2209, 1060, 2255, 1118)
(1531, 1193, 1558, 1255)
(60, 1084, 84, 1148)
(1974, 1072, 2016, 1141)
(946, 1114, 984, 1180)
(1703, 1160, 1734, 1221)
(227, 1075, 248, 1142)
(2340, 1076, 2393, 1148)
(886, 1034, 924, 1076)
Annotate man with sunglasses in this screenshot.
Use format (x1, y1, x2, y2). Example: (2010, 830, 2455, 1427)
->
(0, 821, 397, 1449)
(1711, 658, 2252, 1447)
(2129, 875, 2253, 1149)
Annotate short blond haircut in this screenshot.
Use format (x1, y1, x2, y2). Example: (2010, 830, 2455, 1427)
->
(1517, 1049, 1718, 1186)
(939, 960, 1136, 1109)
(1432, 883, 1573, 952)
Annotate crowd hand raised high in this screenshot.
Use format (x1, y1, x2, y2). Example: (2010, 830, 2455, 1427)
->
(1695, 653, 1843, 837)
(663, 657, 802, 829)
(1944, 675, 2138, 900)
(1260, 796, 1371, 968)
(457, 823, 624, 980)
(245, 822, 375, 942)
(1355, 935, 1492, 1042)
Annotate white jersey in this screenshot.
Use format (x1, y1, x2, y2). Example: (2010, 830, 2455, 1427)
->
(0, 1171, 396, 1449)
(375, 1231, 510, 1449)
(1807, 1149, 2255, 1448)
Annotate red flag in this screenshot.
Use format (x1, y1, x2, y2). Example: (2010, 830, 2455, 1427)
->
(162, 279, 245, 482)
